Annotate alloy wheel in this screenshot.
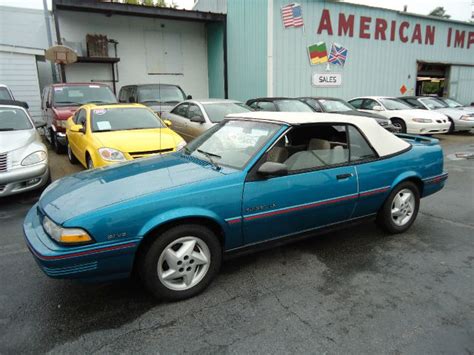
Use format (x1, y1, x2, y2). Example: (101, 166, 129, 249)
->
(157, 236, 211, 291)
(391, 188, 415, 226)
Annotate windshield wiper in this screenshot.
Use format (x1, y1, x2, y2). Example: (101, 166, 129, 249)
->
(85, 100, 110, 104)
(197, 149, 221, 170)
(141, 100, 162, 104)
(0, 128, 14, 131)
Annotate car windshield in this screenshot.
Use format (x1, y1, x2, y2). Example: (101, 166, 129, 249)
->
(442, 98, 463, 108)
(379, 98, 412, 110)
(185, 120, 281, 170)
(91, 107, 165, 132)
(275, 100, 314, 112)
(420, 98, 447, 109)
(318, 99, 353, 112)
(202, 102, 252, 123)
(0, 108, 32, 131)
(53, 85, 117, 106)
(0, 87, 13, 100)
(137, 85, 186, 104)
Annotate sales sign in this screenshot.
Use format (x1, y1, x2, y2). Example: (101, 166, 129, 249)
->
(312, 73, 342, 87)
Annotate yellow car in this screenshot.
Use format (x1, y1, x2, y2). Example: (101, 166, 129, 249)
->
(66, 103, 186, 169)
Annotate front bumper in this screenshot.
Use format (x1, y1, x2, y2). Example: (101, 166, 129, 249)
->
(454, 118, 474, 131)
(0, 163, 49, 197)
(407, 122, 450, 135)
(23, 205, 139, 281)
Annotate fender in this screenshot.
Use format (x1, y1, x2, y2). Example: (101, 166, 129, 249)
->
(390, 170, 423, 190)
(138, 207, 229, 239)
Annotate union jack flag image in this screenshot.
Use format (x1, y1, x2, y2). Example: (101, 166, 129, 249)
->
(281, 3, 304, 28)
(328, 43, 348, 66)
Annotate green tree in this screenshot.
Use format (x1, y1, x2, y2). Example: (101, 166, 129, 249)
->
(428, 7, 450, 19)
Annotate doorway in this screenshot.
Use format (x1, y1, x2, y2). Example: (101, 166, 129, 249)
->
(416, 62, 450, 97)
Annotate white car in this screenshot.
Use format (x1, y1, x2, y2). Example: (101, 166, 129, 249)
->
(0, 101, 50, 197)
(398, 96, 474, 133)
(0, 84, 15, 100)
(162, 99, 252, 142)
(437, 97, 474, 114)
(348, 96, 450, 135)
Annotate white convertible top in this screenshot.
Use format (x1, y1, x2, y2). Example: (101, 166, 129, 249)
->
(226, 112, 411, 157)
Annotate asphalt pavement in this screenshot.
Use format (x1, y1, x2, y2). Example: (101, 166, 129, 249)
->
(0, 133, 473, 354)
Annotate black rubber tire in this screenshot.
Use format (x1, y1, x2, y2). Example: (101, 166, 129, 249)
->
(67, 140, 78, 164)
(376, 181, 420, 234)
(140, 224, 222, 301)
(52, 131, 65, 154)
(391, 118, 406, 134)
(86, 155, 94, 170)
(447, 118, 455, 133)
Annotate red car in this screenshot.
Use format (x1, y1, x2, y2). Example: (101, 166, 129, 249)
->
(41, 83, 117, 153)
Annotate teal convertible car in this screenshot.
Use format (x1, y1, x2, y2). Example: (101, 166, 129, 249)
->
(24, 112, 447, 300)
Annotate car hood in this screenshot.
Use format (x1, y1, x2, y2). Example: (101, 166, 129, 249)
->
(434, 107, 471, 119)
(53, 106, 79, 120)
(39, 153, 224, 224)
(0, 129, 37, 152)
(94, 128, 182, 152)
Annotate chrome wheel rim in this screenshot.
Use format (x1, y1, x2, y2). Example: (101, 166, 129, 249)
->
(391, 188, 415, 226)
(157, 236, 211, 291)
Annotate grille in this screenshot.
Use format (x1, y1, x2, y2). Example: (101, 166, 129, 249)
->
(129, 148, 173, 158)
(0, 153, 7, 172)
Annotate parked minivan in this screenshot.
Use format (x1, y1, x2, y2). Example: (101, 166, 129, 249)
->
(42, 83, 117, 153)
(119, 84, 191, 116)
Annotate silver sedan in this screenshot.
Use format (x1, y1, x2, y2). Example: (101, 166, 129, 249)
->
(162, 99, 252, 142)
(0, 103, 50, 197)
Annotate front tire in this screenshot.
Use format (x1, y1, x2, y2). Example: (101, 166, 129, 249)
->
(377, 181, 420, 234)
(67, 141, 78, 164)
(140, 224, 222, 301)
(447, 118, 455, 133)
(86, 155, 94, 170)
(391, 118, 406, 133)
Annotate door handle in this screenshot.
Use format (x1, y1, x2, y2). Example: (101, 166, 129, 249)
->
(336, 173, 353, 180)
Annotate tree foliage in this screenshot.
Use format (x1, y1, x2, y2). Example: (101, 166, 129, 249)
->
(428, 7, 450, 19)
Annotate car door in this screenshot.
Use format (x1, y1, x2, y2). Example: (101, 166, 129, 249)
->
(185, 103, 207, 139)
(359, 99, 391, 119)
(68, 109, 87, 164)
(242, 124, 358, 245)
(166, 103, 189, 139)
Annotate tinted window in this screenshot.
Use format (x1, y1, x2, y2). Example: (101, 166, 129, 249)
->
(91, 107, 164, 132)
(302, 99, 322, 112)
(361, 99, 380, 110)
(379, 98, 411, 110)
(74, 109, 87, 126)
(318, 99, 354, 112)
(137, 85, 185, 104)
(171, 103, 189, 117)
(404, 98, 425, 109)
(419, 98, 446, 109)
(187, 104, 204, 119)
(0, 108, 32, 131)
(256, 101, 277, 111)
(275, 100, 314, 112)
(266, 124, 349, 172)
(0, 87, 13, 100)
(52, 85, 117, 106)
(349, 99, 363, 109)
(202, 102, 252, 123)
(348, 125, 377, 161)
(442, 98, 462, 108)
(118, 87, 130, 102)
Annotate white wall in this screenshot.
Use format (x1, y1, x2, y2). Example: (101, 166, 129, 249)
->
(57, 10, 209, 99)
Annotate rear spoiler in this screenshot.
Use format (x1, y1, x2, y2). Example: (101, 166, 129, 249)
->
(395, 133, 439, 145)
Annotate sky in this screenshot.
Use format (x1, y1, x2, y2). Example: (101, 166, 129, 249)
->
(0, 0, 472, 22)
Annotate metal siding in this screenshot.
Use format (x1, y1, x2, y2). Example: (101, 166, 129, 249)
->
(271, 0, 474, 101)
(193, 0, 227, 14)
(449, 66, 474, 104)
(207, 22, 225, 98)
(0, 51, 42, 121)
(227, 0, 268, 102)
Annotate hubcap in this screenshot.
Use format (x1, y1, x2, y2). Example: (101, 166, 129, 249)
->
(391, 189, 415, 226)
(157, 236, 210, 291)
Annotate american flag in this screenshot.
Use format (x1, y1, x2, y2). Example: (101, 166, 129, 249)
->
(281, 3, 304, 28)
(328, 43, 348, 66)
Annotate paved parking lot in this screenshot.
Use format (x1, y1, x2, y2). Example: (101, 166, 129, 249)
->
(0, 133, 473, 354)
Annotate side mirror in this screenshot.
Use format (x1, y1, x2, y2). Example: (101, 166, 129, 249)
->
(70, 124, 84, 133)
(257, 162, 288, 178)
(190, 115, 205, 123)
(186, 95, 192, 100)
(34, 121, 47, 129)
(372, 105, 384, 111)
(129, 96, 136, 103)
(163, 119, 172, 127)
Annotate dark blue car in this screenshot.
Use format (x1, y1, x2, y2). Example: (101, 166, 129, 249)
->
(24, 112, 447, 300)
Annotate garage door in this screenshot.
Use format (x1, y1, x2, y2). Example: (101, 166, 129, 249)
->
(0, 51, 42, 121)
(449, 65, 474, 105)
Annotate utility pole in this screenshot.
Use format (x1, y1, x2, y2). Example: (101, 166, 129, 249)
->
(43, 0, 58, 82)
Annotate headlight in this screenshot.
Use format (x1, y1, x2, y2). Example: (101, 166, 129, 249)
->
(460, 115, 474, 121)
(412, 118, 433, 123)
(43, 216, 92, 244)
(176, 139, 187, 151)
(21, 151, 47, 166)
(98, 147, 126, 162)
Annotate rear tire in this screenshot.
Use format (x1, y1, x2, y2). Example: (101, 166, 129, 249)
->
(67, 140, 78, 164)
(377, 181, 420, 234)
(139, 224, 222, 301)
(391, 118, 406, 133)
